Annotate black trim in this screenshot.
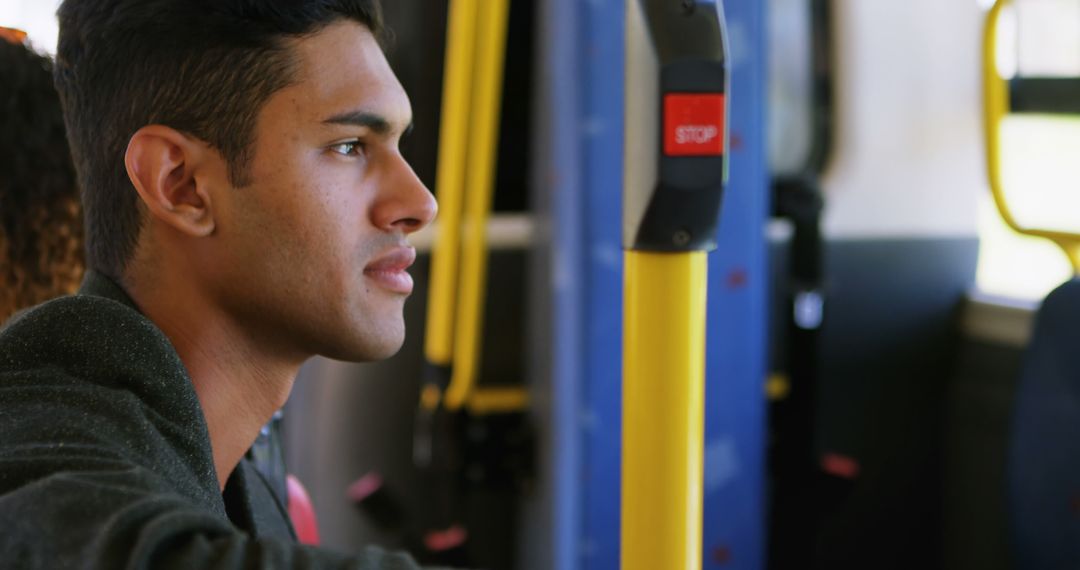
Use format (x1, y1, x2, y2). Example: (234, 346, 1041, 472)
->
(632, 58, 729, 251)
(1009, 77, 1080, 115)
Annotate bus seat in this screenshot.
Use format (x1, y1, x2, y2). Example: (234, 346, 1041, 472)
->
(1008, 278, 1080, 568)
(287, 474, 321, 546)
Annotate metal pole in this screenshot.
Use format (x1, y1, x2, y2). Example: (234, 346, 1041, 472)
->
(622, 2, 729, 568)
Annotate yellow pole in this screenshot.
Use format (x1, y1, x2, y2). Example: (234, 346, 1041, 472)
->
(444, 0, 512, 411)
(983, 0, 1080, 273)
(983, 0, 1020, 239)
(425, 0, 480, 371)
(622, 251, 708, 570)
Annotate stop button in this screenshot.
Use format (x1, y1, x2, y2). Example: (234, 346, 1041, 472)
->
(663, 93, 726, 157)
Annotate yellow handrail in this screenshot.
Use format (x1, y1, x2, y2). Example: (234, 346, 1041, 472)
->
(444, 0, 512, 411)
(622, 252, 708, 570)
(425, 0, 479, 370)
(466, 386, 530, 415)
(984, 0, 1080, 272)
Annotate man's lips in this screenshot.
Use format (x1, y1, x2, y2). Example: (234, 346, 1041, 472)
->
(364, 247, 417, 294)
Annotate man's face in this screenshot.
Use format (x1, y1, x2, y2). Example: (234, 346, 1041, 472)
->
(205, 21, 436, 362)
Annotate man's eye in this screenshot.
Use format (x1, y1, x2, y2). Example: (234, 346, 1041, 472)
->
(329, 141, 365, 157)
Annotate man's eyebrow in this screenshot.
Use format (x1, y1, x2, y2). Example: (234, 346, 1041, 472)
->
(322, 110, 414, 137)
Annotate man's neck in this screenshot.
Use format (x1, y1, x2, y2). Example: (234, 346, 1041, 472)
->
(126, 273, 301, 490)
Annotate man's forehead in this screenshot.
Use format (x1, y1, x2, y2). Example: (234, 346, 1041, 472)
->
(286, 21, 412, 132)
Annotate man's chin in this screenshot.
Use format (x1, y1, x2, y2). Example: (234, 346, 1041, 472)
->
(319, 333, 405, 363)
(362, 340, 405, 361)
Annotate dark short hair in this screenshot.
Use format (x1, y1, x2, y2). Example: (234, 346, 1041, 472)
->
(0, 39, 83, 321)
(53, 0, 384, 281)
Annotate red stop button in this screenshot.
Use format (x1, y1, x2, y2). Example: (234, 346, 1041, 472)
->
(664, 93, 726, 157)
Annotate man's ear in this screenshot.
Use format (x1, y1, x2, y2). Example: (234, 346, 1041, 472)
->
(125, 125, 216, 238)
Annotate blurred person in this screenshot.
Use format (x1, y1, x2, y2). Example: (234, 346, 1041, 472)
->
(0, 2, 441, 569)
(0, 30, 84, 323)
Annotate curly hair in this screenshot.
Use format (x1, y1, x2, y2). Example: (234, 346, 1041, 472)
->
(0, 39, 84, 322)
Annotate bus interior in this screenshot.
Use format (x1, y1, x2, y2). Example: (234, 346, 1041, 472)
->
(4, 0, 1080, 568)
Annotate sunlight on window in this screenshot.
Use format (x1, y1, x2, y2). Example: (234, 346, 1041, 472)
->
(976, 194, 1072, 301)
(999, 116, 1080, 233)
(977, 116, 1080, 301)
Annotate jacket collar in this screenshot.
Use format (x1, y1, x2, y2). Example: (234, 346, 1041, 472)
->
(78, 269, 140, 312)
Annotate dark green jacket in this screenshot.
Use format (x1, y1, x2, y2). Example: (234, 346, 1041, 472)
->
(0, 271, 420, 569)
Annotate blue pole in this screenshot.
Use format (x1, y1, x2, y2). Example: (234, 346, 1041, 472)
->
(703, 1, 769, 568)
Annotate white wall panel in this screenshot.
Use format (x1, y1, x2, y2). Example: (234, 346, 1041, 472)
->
(822, 0, 984, 239)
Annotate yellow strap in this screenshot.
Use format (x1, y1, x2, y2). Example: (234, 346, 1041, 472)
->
(425, 0, 480, 365)
(444, 0, 511, 411)
(622, 251, 707, 570)
(984, 0, 1080, 272)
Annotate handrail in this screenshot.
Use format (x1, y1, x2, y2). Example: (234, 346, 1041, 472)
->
(766, 1, 835, 565)
(622, 1, 729, 568)
(424, 0, 479, 373)
(422, 0, 522, 414)
(805, 0, 835, 175)
(412, 5, 525, 563)
(443, 0, 512, 411)
(984, 0, 1080, 272)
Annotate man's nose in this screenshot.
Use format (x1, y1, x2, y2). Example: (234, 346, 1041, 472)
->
(374, 153, 438, 235)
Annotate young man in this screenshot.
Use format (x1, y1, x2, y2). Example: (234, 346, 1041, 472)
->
(0, 1, 438, 568)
